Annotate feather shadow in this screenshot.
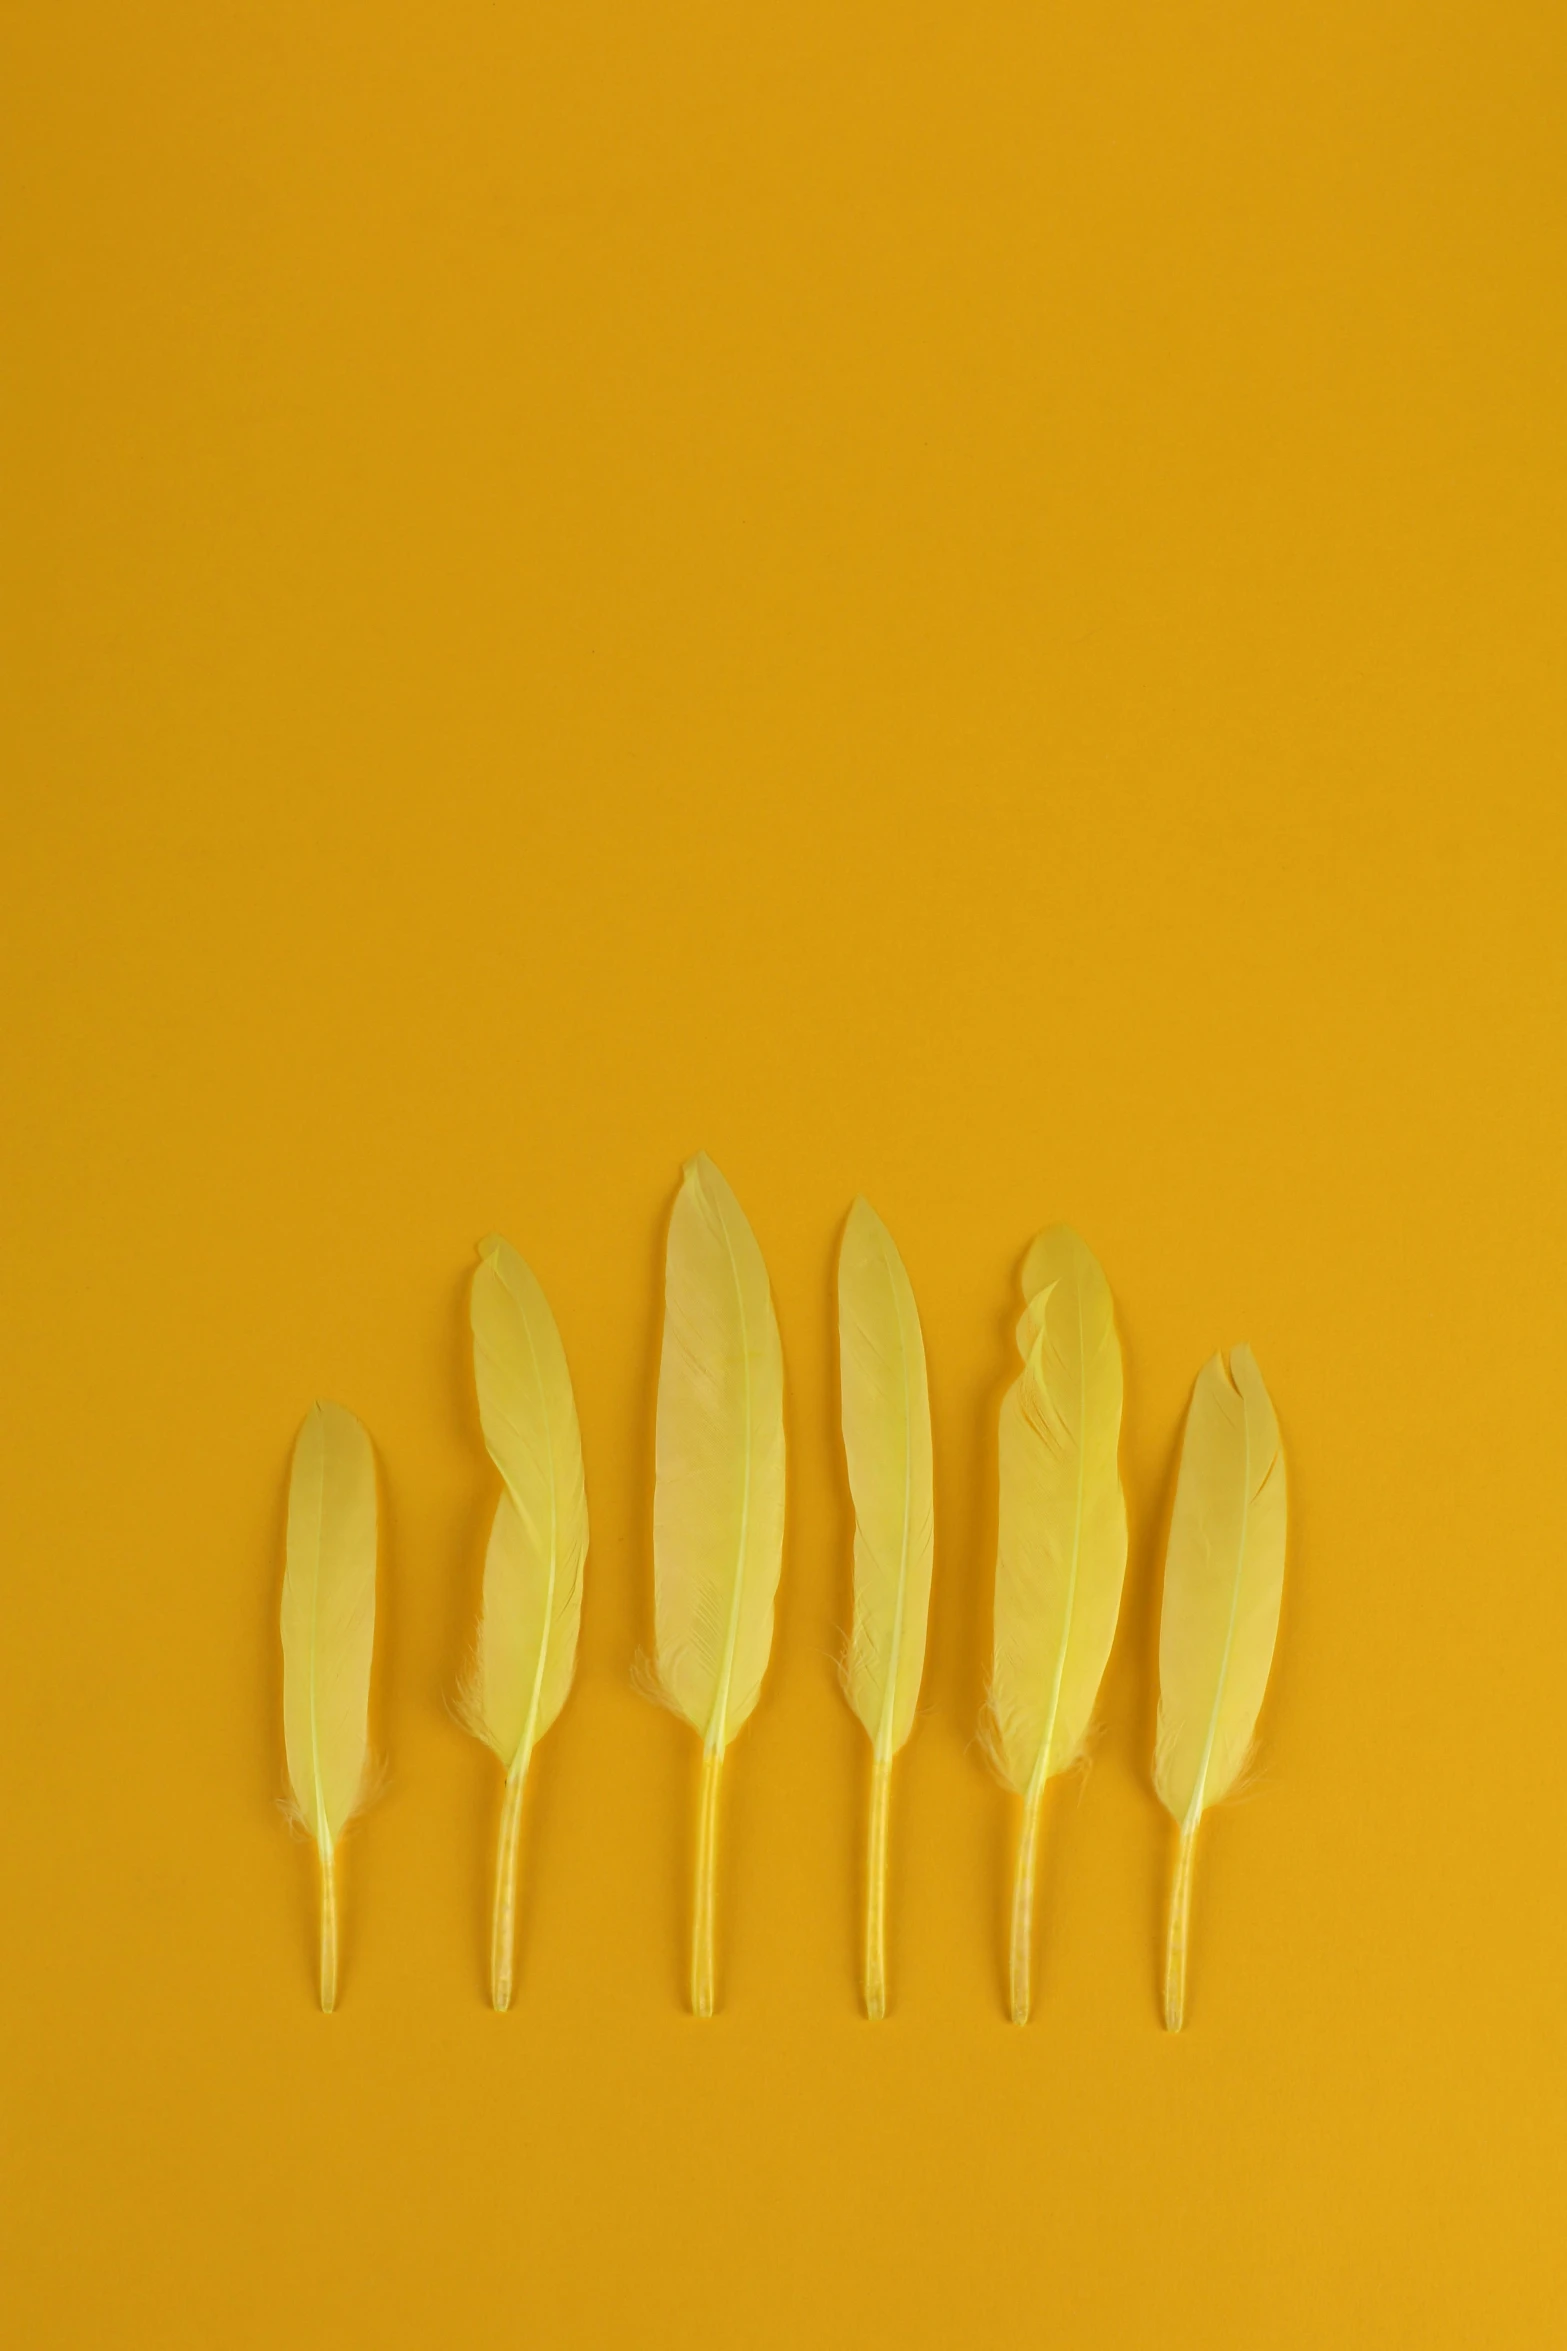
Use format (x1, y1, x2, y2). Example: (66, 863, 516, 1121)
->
(632, 1184, 692, 2012)
(823, 1209, 870, 2015)
(260, 1437, 316, 1998)
(1127, 1364, 1189, 2027)
(968, 1268, 1017, 2020)
(444, 1263, 507, 2006)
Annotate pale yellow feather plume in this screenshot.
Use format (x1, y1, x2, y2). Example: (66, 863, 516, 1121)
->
(837, 1197, 934, 2021)
(1154, 1345, 1287, 2030)
(280, 1400, 378, 2012)
(652, 1153, 786, 2017)
(989, 1228, 1127, 2022)
(465, 1235, 588, 2011)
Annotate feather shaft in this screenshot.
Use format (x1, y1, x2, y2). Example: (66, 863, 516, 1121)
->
(486, 1601, 549, 2013)
(1008, 1781, 1047, 2026)
(1164, 1824, 1198, 2032)
(692, 1749, 723, 2019)
(705, 1206, 755, 1758)
(319, 1851, 338, 2013)
(864, 1755, 893, 2022)
(490, 1771, 529, 2014)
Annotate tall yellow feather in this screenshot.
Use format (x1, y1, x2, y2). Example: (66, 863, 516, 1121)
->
(1154, 1345, 1287, 2030)
(989, 1227, 1128, 2023)
(280, 1400, 378, 2012)
(463, 1236, 588, 2011)
(652, 1154, 786, 2018)
(837, 1197, 934, 2021)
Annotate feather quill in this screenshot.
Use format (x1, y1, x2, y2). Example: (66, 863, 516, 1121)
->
(988, 1228, 1128, 2022)
(837, 1198, 934, 2021)
(1154, 1345, 1287, 2030)
(652, 1154, 786, 2017)
(280, 1400, 378, 2011)
(463, 1235, 588, 2010)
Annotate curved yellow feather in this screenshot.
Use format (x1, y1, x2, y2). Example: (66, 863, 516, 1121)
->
(280, 1400, 377, 2012)
(652, 1153, 785, 2016)
(465, 1235, 588, 2010)
(1154, 1344, 1287, 2030)
(837, 1197, 933, 2020)
(989, 1227, 1127, 2022)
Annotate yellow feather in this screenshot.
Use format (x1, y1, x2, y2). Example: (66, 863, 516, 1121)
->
(280, 1400, 378, 2012)
(464, 1235, 588, 2009)
(989, 1227, 1127, 2022)
(652, 1154, 785, 2016)
(837, 1197, 933, 2020)
(1154, 1345, 1287, 2029)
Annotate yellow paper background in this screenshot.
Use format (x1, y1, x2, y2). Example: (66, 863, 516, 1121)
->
(3, 6, 1564, 2343)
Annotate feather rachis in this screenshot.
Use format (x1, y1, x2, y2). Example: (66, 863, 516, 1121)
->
(1017, 1303, 1085, 1791)
(280, 1402, 377, 1845)
(653, 1156, 785, 1751)
(467, 1236, 587, 1771)
(838, 1198, 934, 1759)
(705, 1178, 757, 1751)
(1153, 1346, 1286, 1829)
(989, 1231, 1127, 1793)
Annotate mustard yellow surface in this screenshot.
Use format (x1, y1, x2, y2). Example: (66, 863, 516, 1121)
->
(3, 7, 1564, 2344)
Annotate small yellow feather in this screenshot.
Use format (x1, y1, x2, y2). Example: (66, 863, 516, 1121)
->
(1154, 1346, 1287, 2030)
(651, 1154, 786, 2017)
(280, 1401, 378, 2012)
(464, 1236, 588, 2011)
(988, 1229, 1128, 2022)
(837, 1198, 934, 2021)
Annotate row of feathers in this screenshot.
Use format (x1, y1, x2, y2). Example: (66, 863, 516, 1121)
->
(281, 1153, 1287, 2015)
